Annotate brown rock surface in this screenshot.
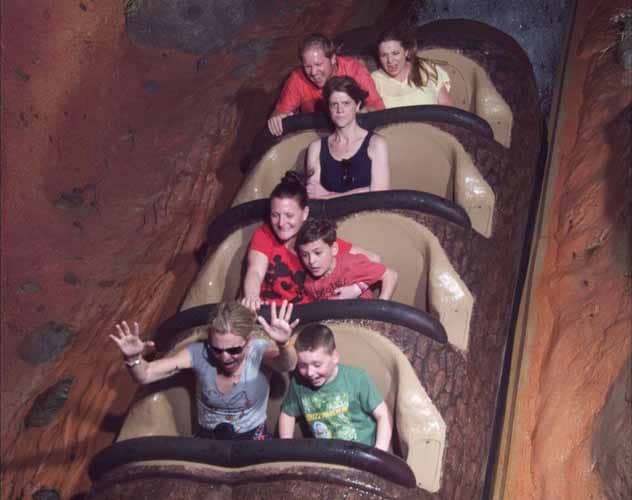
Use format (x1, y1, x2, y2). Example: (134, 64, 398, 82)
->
(1, 1, 411, 497)
(499, 0, 632, 498)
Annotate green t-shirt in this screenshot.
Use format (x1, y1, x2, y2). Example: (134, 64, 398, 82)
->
(281, 364, 384, 446)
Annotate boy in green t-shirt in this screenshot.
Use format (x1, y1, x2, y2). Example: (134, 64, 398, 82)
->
(278, 324, 392, 450)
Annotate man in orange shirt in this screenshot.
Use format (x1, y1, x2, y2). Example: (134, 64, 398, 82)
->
(268, 33, 384, 136)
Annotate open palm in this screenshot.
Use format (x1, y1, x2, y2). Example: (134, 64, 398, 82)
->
(257, 301, 299, 345)
(109, 321, 154, 358)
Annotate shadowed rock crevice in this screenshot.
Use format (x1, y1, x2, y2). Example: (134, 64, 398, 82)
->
(592, 357, 632, 500)
(126, 0, 258, 54)
(18, 322, 75, 365)
(25, 377, 75, 428)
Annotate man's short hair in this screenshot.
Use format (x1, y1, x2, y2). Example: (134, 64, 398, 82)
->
(295, 324, 336, 353)
(296, 217, 337, 247)
(299, 33, 336, 59)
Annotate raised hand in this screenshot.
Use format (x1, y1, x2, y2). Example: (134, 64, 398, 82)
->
(109, 321, 155, 359)
(256, 300, 299, 346)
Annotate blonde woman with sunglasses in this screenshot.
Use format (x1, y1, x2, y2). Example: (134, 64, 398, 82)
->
(110, 301, 298, 440)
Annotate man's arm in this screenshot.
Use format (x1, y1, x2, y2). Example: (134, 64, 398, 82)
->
(372, 401, 393, 451)
(269, 71, 303, 136)
(268, 111, 293, 137)
(378, 267, 398, 300)
(278, 411, 296, 438)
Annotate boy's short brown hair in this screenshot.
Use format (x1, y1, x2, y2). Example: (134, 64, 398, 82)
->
(295, 324, 336, 354)
(296, 217, 337, 247)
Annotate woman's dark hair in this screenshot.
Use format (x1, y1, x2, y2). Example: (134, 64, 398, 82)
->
(377, 27, 440, 89)
(270, 170, 308, 208)
(296, 217, 337, 247)
(299, 33, 337, 59)
(323, 76, 369, 107)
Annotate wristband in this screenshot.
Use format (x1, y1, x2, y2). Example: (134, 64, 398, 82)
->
(125, 357, 142, 367)
(276, 340, 290, 348)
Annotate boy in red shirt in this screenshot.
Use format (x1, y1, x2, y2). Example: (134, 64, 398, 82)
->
(296, 217, 398, 301)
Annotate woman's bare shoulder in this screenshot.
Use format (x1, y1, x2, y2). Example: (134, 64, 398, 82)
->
(369, 132, 387, 148)
(308, 137, 323, 152)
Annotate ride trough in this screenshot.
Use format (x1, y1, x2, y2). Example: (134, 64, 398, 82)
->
(87, 20, 545, 500)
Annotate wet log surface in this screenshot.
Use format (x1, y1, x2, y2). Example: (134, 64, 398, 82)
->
(88, 463, 430, 500)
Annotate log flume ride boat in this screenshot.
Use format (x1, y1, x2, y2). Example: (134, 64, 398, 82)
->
(87, 20, 545, 499)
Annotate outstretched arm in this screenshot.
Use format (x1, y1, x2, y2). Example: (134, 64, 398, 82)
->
(110, 321, 192, 384)
(259, 300, 298, 372)
(241, 249, 269, 312)
(378, 267, 398, 300)
(372, 401, 393, 451)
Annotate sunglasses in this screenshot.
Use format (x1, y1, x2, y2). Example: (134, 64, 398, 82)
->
(206, 343, 246, 357)
(340, 159, 353, 187)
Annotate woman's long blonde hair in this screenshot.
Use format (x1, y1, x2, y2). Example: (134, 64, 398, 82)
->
(377, 28, 441, 89)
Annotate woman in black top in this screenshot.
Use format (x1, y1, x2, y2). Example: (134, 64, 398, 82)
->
(305, 76, 390, 198)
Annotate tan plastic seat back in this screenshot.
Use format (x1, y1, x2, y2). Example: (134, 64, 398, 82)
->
(232, 130, 325, 207)
(182, 212, 472, 350)
(229, 122, 494, 237)
(181, 223, 259, 309)
(418, 48, 513, 147)
(337, 212, 473, 351)
(377, 122, 495, 237)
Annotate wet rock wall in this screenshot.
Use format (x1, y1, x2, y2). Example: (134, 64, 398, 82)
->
(499, 0, 632, 498)
(1, 1, 411, 497)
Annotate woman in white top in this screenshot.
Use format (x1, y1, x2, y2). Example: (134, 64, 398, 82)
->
(371, 28, 453, 108)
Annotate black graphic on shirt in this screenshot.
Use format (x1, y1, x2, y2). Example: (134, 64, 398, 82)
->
(261, 255, 306, 303)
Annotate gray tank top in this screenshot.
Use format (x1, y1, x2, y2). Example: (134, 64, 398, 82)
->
(187, 339, 270, 433)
